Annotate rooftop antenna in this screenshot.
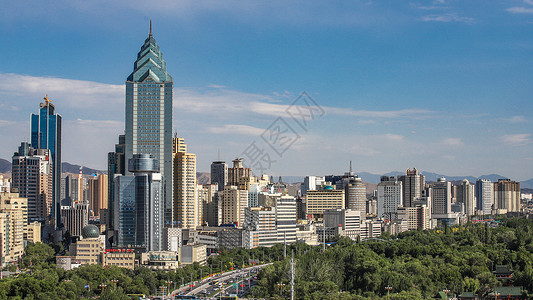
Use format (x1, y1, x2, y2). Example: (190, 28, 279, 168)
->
(149, 19, 152, 37)
(349, 160, 352, 173)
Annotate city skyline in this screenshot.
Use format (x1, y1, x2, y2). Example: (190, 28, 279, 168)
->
(1, 1, 533, 180)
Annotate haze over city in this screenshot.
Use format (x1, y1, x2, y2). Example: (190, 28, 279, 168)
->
(1, 1, 533, 180)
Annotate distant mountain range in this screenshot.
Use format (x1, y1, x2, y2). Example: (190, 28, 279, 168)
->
(2, 157, 533, 189)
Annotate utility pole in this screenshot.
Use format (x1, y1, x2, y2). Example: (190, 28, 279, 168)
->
(290, 252, 295, 300)
(284, 232, 287, 259)
(323, 225, 326, 252)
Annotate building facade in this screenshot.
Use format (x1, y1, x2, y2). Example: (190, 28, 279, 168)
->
(30, 96, 62, 229)
(173, 135, 198, 229)
(377, 176, 403, 220)
(125, 25, 173, 226)
(475, 179, 493, 215)
(398, 168, 425, 208)
(211, 161, 228, 192)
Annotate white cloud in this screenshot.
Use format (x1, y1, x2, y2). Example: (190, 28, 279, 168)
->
(507, 6, 533, 14)
(503, 115, 527, 123)
(206, 124, 264, 136)
(500, 134, 531, 145)
(441, 137, 464, 147)
(422, 13, 474, 23)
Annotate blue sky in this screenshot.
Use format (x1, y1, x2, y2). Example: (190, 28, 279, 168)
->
(1, 0, 533, 180)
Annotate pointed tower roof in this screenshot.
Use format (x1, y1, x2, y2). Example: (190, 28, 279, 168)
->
(127, 20, 172, 83)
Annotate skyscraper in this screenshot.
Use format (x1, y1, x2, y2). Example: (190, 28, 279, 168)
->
(345, 177, 366, 213)
(431, 177, 452, 215)
(377, 176, 403, 220)
(455, 179, 476, 216)
(228, 158, 251, 187)
(11, 142, 53, 223)
(30, 95, 62, 229)
(398, 168, 425, 208)
(87, 174, 108, 219)
(107, 134, 126, 229)
(494, 179, 520, 213)
(114, 154, 163, 251)
(475, 179, 493, 215)
(172, 135, 198, 229)
(125, 22, 173, 226)
(211, 161, 228, 192)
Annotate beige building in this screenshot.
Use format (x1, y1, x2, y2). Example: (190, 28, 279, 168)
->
(228, 158, 251, 187)
(141, 251, 179, 270)
(173, 135, 198, 229)
(26, 221, 42, 244)
(179, 244, 207, 266)
(397, 205, 430, 231)
(70, 225, 105, 265)
(87, 174, 108, 218)
(221, 186, 248, 226)
(198, 184, 218, 226)
(102, 249, 135, 270)
(305, 187, 345, 219)
(0, 191, 27, 266)
(494, 179, 521, 213)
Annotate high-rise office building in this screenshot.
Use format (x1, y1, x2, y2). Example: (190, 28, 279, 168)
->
(172, 135, 198, 229)
(221, 186, 248, 226)
(125, 23, 173, 226)
(475, 179, 493, 215)
(11, 142, 53, 223)
(228, 158, 251, 187)
(276, 196, 297, 244)
(30, 95, 62, 229)
(398, 168, 425, 208)
(305, 186, 345, 219)
(211, 161, 228, 192)
(494, 179, 521, 213)
(0, 191, 28, 266)
(60, 203, 89, 237)
(345, 177, 366, 213)
(431, 177, 452, 215)
(107, 134, 126, 229)
(377, 176, 403, 220)
(87, 174, 108, 219)
(455, 179, 476, 216)
(198, 184, 218, 226)
(114, 154, 163, 251)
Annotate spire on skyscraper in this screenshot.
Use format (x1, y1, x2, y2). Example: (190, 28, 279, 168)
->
(149, 19, 152, 37)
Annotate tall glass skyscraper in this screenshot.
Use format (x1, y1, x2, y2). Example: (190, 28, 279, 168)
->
(30, 96, 62, 229)
(125, 23, 173, 226)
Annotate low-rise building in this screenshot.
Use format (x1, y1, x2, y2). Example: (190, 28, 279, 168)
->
(102, 249, 135, 270)
(141, 251, 178, 270)
(179, 244, 207, 266)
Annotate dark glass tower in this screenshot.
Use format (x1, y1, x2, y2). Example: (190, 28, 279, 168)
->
(30, 95, 62, 229)
(125, 22, 173, 226)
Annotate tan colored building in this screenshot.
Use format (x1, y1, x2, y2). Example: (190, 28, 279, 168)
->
(179, 244, 207, 266)
(87, 174, 108, 218)
(305, 187, 345, 219)
(26, 221, 41, 244)
(397, 205, 430, 231)
(102, 249, 135, 270)
(0, 191, 27, 266)
(173, 135, 198, 229)
(494, 179, 521, 213)
(198, 184, 218, 226)
(70, 225, 105, 265)
(221, 186, 248, 226)
(141, 251, 179, 270)
(228, 158, 251, 187)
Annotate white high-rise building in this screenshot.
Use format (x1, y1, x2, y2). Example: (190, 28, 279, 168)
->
(475, 179, 493, 215)
(431, 177, 452, 215)
(377, 176, 403, 220)
(456, 179, 476, 216)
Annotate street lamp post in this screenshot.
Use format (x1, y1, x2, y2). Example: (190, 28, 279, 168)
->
(385, 286, 392, 298)
(111, 279, 118, 290)
(443, 289, 450, 300)
(98, 284, 107, 293)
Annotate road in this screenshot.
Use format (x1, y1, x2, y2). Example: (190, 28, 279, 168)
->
(170, 263, 270, 299)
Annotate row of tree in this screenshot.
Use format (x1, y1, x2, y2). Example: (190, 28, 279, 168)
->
(248, 218, 533, 299)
